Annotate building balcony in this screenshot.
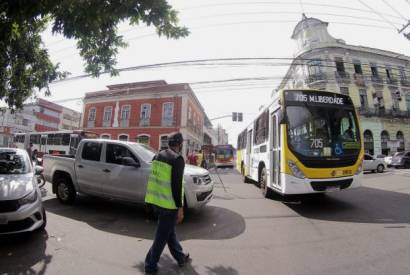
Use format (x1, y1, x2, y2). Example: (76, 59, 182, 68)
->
(102, 120, 111, 127)
(120, 119, 129, 127)
(400, 79, 409, 87)
(371, 76, 384, 88)
(161, 118, 175, 127)
(139, 118, 150, 127)
(386, 77, 398, 86)
(353, 73, 366, 87)
(335, 71, 351, 84)
(87, 120, 95, 128)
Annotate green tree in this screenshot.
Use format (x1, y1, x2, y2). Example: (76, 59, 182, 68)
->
(0, 0, 188, 109)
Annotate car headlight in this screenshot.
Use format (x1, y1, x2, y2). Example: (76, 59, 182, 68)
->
(287, 160, 305, 179)
(18, 190, 38, 206)
(191, 176, 204, 185)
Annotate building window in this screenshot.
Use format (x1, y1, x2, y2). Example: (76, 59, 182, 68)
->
(162, 102, 174, 126)
(88, 107, 96, 121)
(103, 106, 112, 127)
(363, 130, 374, 155)
(136, 135, 150, 145)
(397, 131, 405, 152)
(140, 104, 151, 126)
(188, 106, 192, 120)
(335, 58, 345, 73)
(381, 130, 390, 156)
(101, 134, 111, 139)
(160, 135, 168, 150)
(385, 67, 393, 80)
(118, 134, 129, 141)
(353, 60, 363, 74)
(340, 87, 349, 96)
(370, 64, 379, 77)
(307, 59, 322, 76)
(359, 89, 368, 108)
(399, 67, 406, 81)
(406, 95, 410, 112)
(120, 105, 130, 127)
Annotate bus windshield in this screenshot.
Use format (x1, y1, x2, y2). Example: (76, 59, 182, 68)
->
(286, 105, 360, 158)
(215, 146, 234, 160)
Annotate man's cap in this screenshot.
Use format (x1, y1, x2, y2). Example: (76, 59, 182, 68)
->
(168, 132, 184, 146)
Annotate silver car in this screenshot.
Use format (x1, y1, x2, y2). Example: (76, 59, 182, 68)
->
(363, 153, 386, 173)
(0, 148, 46, 234)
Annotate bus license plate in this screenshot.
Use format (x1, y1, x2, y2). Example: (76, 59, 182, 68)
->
(326, 186, 340, 192)
(0, 217, 8, 224)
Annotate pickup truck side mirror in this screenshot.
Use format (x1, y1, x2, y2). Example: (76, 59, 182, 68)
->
(121, 156, 140, 168)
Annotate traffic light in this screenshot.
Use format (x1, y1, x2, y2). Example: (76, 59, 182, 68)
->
(232, 112, 237, 121)
(238, 112, 243, 122)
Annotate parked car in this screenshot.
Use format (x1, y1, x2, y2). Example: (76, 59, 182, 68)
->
(43, 139, 214, 209)
(390, 151, 410, 168)
(0, 148, 46, 234)
(363, 153, 385, 173)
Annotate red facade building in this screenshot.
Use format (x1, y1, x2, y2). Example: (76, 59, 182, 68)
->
(82, 81, 206, 155)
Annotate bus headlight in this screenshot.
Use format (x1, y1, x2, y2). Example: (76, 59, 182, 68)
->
(287, 160, 305, 179)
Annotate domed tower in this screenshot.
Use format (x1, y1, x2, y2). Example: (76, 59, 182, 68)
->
(291, 14, 345, 54)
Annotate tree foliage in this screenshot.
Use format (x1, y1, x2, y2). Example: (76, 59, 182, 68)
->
(0, 0, 189, 109)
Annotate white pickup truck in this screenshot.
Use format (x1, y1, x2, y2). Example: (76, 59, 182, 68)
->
(43, 139, 214, 209)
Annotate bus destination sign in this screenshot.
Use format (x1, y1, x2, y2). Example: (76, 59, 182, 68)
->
(285, 91, 347, 106)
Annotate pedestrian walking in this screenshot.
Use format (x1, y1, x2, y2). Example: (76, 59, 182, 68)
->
(144, 132, 190, 274)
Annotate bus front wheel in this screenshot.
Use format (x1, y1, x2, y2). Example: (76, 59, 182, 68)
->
(260, 167, 272, 199)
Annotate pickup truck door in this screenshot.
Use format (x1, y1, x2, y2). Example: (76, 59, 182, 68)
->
(100, 143, 149, 202)
(75, 141, 104, 195)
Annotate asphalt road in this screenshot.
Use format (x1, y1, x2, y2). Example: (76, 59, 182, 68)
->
(1, 168, 410, 275)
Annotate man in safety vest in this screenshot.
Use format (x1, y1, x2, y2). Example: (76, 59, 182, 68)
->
(144, 132, 190, 274)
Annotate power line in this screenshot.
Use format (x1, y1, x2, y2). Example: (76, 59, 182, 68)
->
(381, 0, 408, 21)
(182, 1, 404, 20)
(357, 0, 399, 30)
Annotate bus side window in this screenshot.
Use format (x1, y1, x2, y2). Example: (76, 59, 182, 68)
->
(62, 134, 70, 146)
(47, 134, 54, 145)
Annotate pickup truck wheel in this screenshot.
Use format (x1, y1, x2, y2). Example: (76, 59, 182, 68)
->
(56, 178, 76, 204)
(377, 164, 384, 173)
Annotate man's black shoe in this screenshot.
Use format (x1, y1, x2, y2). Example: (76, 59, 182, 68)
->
(145, 268, 158, 274)
(178, 253, 191, 267)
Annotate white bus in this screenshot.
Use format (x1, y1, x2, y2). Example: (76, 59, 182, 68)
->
(13, 130, 98, 157)
(237, 89, 364, 197)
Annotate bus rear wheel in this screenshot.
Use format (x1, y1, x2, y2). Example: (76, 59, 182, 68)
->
(260, 167, 272, 198)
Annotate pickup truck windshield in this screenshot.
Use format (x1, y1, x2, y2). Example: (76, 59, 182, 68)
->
(130, 143, 156, 162)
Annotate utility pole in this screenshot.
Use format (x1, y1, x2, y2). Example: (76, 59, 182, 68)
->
(398, 20, 410, 41)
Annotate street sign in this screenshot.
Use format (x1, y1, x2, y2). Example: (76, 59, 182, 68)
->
(232, 112, 237, 121)
(238, 113, 243, 122)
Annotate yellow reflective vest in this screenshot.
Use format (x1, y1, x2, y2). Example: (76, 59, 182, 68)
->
(145, 160, 184, 209)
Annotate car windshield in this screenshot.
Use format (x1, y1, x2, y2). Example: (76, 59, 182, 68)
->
(130, 143, 157, 163)
(286, 105, 360, 158)
(0, 150, 31, 174)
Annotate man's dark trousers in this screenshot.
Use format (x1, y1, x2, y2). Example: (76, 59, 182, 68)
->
(145, 206, 185, 273)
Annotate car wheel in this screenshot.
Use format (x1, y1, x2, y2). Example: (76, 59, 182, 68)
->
(377, 164, 384, 173)
(56, 177, 76, 204)
(260, 167, 272, 199)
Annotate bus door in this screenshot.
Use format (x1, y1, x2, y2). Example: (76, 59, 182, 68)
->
(40, 135, 47, 155)
(246, 130, 253, 175)
(270, 114, 280, 187)
(69, 134, 80, 155)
